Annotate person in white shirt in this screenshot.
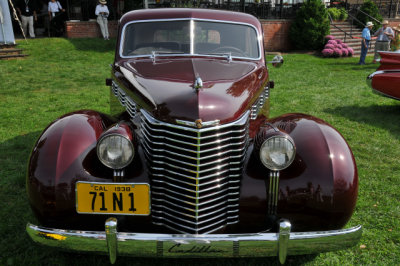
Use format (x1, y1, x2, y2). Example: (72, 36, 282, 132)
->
(47, 0, 64, 19)
(373, 20, 394, 63)
(47, 0, 65, 36)
(95, 0, 109, 40)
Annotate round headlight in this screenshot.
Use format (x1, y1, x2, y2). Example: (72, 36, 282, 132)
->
(259, 136, 296, 171)
(97, 134, 134, 169)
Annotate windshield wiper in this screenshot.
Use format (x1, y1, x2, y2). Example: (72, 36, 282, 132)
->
(202, 52, 232, 62)
(151, 51, 185, 54)
(151, 51, 186, 62)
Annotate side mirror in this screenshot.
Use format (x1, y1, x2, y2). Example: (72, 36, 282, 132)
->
(267, 55, 284, 68)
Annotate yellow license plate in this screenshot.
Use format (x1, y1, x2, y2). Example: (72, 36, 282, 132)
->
(76, 182, 150, 215)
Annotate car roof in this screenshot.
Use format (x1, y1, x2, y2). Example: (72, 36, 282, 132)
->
(120, 8, 261, 29)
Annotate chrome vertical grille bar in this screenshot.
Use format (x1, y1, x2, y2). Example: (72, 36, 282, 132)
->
(268, 171, 280, 215)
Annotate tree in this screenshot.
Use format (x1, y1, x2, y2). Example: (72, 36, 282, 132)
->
(355, 0, 382, 31)
(124, 0, 143, 13)
(289, 0, 330, 50)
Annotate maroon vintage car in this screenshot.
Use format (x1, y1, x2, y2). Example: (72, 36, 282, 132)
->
(367, 51, 400, 100)
(26, 8, 361, 264)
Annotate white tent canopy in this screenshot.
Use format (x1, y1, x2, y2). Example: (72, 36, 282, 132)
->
(0, 0, 15, 45)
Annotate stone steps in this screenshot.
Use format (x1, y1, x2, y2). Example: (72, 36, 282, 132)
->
(0, 44, 28, 60)
(330, 21, 376, 56)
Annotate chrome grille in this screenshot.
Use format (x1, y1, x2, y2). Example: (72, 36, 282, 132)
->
(250, 86, 269, 120)
(140, 110, 250, 234)
(112, 81, 137, 117)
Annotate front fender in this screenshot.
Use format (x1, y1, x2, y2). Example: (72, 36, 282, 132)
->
(27, 110, 115, 226)
(268, 113, 358, 231)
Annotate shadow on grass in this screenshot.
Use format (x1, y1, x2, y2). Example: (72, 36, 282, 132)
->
(92, 254, 318, 266)
(0, 131, 42, 187)
(67, 38, 117, 53)
(1, 246, 318, 265)
(0, 131, 43, 265)
(324, 104, 400, 137)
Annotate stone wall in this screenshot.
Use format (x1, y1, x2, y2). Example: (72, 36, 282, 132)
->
(65, 20, 293, 52)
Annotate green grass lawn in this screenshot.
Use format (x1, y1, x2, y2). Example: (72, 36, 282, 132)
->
(0, 38, 399, 265)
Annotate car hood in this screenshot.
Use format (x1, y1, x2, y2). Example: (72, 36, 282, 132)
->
(118, 57, 265, 124)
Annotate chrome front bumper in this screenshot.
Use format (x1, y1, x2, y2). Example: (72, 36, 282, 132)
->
(26, 218, 362, 264)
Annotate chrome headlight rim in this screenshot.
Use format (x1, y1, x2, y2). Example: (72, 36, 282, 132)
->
(259, 135, 296, 171)
(96, 133, 134, 170)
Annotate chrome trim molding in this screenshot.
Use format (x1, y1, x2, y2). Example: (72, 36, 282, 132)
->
(111, 81, 138, 118)
(105, 218, 118, 264)
(366, 70, 400, 100)
(367, 69, 400, 80)
(268, 171, 279, 215)
(278, 220, 291, 264)
(119, 18, 262, 61)
(250, 86, 269, 120)
(113, 169, 125, 182)
(176, 118, 220, 129)
(141, 110, 250, 234)
(26, 220, 362, 265)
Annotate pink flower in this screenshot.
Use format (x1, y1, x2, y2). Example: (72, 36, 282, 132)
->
(341, 43, 348, 48)
(325, 35, 335, 41)
(341, 48, 349, 56)
(333, 48, 342, 57)
(347, 47, 354, 56)
(325, 44, 335, 50)
(327, 40, 337, 45)
(336, 39, 343, 44)
(322, 48, 334, 57)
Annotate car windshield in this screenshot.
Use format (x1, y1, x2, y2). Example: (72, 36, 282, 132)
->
(121, 20, 260, 59)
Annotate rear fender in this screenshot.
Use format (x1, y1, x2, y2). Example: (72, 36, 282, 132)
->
(377, 51, 400, 71)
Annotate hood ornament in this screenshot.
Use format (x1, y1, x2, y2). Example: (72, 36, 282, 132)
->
(194, 77, 203, 90)
(176, 118, 220, 128)
(195, 119, 203, 129)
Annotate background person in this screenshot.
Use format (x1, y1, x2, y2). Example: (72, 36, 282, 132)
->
(48, 0, 65, 36)
(391, 24, 400, 52)
(36, 0, 49, 36)
(359, 22, 374, 65)
(373, 20, 394, 63)
(16, 0, 38, 38)
(47, 0, 64, 19)
(95, 0, 109, 40)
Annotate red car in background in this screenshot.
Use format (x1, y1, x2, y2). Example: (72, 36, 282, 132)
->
(26, 8, 362, 264)
(367, 51, 400, 100)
